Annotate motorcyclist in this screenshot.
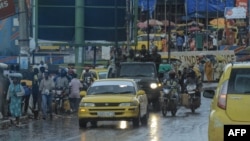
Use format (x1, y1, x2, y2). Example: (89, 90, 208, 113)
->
(55, 68, 69, 95)
(163, 70, 180, 102)
(185, 64, 202, 97)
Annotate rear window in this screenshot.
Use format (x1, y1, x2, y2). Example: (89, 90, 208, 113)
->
(119, 64, 156, 77)
(228, 68, 250, 94)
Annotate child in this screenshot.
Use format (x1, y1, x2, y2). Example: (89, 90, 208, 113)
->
(21, 82, 31, 115)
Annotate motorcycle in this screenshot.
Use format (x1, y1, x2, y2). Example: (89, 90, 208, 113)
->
(183, 83, 201, 113)
(52, 88, 69, 114)
(160, 86, 179, 116)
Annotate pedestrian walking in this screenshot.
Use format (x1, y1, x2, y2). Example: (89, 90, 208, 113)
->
(21, 81, 31, 115)
(32, 67, 40, 119)
(69, 73, 83, 113)
(6, 73, 25, 127)
(39, 70, 55, 120)
(176, 35, 184, 51)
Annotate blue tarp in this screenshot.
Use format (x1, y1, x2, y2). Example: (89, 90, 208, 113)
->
(185, 0, 234, 14)
(138, 0, 157, 18)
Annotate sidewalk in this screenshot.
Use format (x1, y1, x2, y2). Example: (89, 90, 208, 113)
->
(0, 115, 29, 129)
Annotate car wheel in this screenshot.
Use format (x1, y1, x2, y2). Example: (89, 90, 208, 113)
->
(141, 106, 149, 126)
(161, 102, 167, 117)
(191, 107, 195, 113)
(132, 110, 140, 127)
(79, 119, 87, 128)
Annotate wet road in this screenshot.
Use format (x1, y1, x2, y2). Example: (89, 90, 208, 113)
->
(1, 83, 216, 141)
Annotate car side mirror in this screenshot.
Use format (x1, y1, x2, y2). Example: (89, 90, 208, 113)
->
(137, 90, 146, 95)
(203, 90, 215, 99)
(80, 91, 87, 97)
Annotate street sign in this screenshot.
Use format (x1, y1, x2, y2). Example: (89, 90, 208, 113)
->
(0, 0, 15, 20)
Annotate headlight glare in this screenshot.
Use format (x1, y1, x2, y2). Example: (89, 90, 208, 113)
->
(150, 83, 157, 89)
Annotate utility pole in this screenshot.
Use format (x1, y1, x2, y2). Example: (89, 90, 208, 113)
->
(18, 0, 30, 69)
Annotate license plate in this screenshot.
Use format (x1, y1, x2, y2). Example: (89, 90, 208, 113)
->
(97, 112, 114, 117)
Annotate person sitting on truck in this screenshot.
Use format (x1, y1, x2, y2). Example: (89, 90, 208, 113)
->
(140, 45, 150, 62)
(149, 47, 162, 72)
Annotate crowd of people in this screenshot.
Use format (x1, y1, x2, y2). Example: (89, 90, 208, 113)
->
(2, 61, 87, 127)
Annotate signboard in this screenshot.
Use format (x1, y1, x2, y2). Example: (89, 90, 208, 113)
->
(224, 7, 246, 19)
(236, 0, 248, 11)
(0, 0, 15, 20)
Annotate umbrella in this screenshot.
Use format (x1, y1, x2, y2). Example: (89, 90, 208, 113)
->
(137, 22, 147, 29)
(209, 18, 234, 27)
(187, 21, 204, 27)
(188, 26, 200, 32)
(143, 19, 163, 26)
(161, 20, 175, 26)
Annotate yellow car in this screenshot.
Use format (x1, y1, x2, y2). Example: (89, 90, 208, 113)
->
(203, 62, 250, 141)
(131, 34, 163, 51)
(79, 68, 108, 82)
(78, 79, 149, 128)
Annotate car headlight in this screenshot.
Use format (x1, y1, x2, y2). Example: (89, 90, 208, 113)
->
(79, 102, 95, 107)
(119, 101, 138, 106)
(150, 83, 158, 89)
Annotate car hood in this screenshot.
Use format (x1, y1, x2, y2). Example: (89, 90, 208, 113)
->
(82, 94, 136, 103)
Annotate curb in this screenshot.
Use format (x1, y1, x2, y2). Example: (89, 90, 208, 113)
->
(0, 116, 29, 130)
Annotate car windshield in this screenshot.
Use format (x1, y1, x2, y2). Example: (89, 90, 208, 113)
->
(87, 81, 136, 95)
(119, 64, 155, 77)
(228, 68, 250, 94)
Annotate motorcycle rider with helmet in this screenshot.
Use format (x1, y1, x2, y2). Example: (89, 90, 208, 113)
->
(185, 64, 202, 97)
(55, 68, 69, 95)
(163, 70, 180, 103)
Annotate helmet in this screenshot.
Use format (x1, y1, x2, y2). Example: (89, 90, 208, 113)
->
(60, 68, 67, 77)
(168, 70, 176, 79)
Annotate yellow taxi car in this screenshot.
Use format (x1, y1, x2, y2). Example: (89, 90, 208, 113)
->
(131, 34, 163, 51)
(78, 79, 149, 128)
(203, 62, 250, 141)
(79, 68, 108, 82)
